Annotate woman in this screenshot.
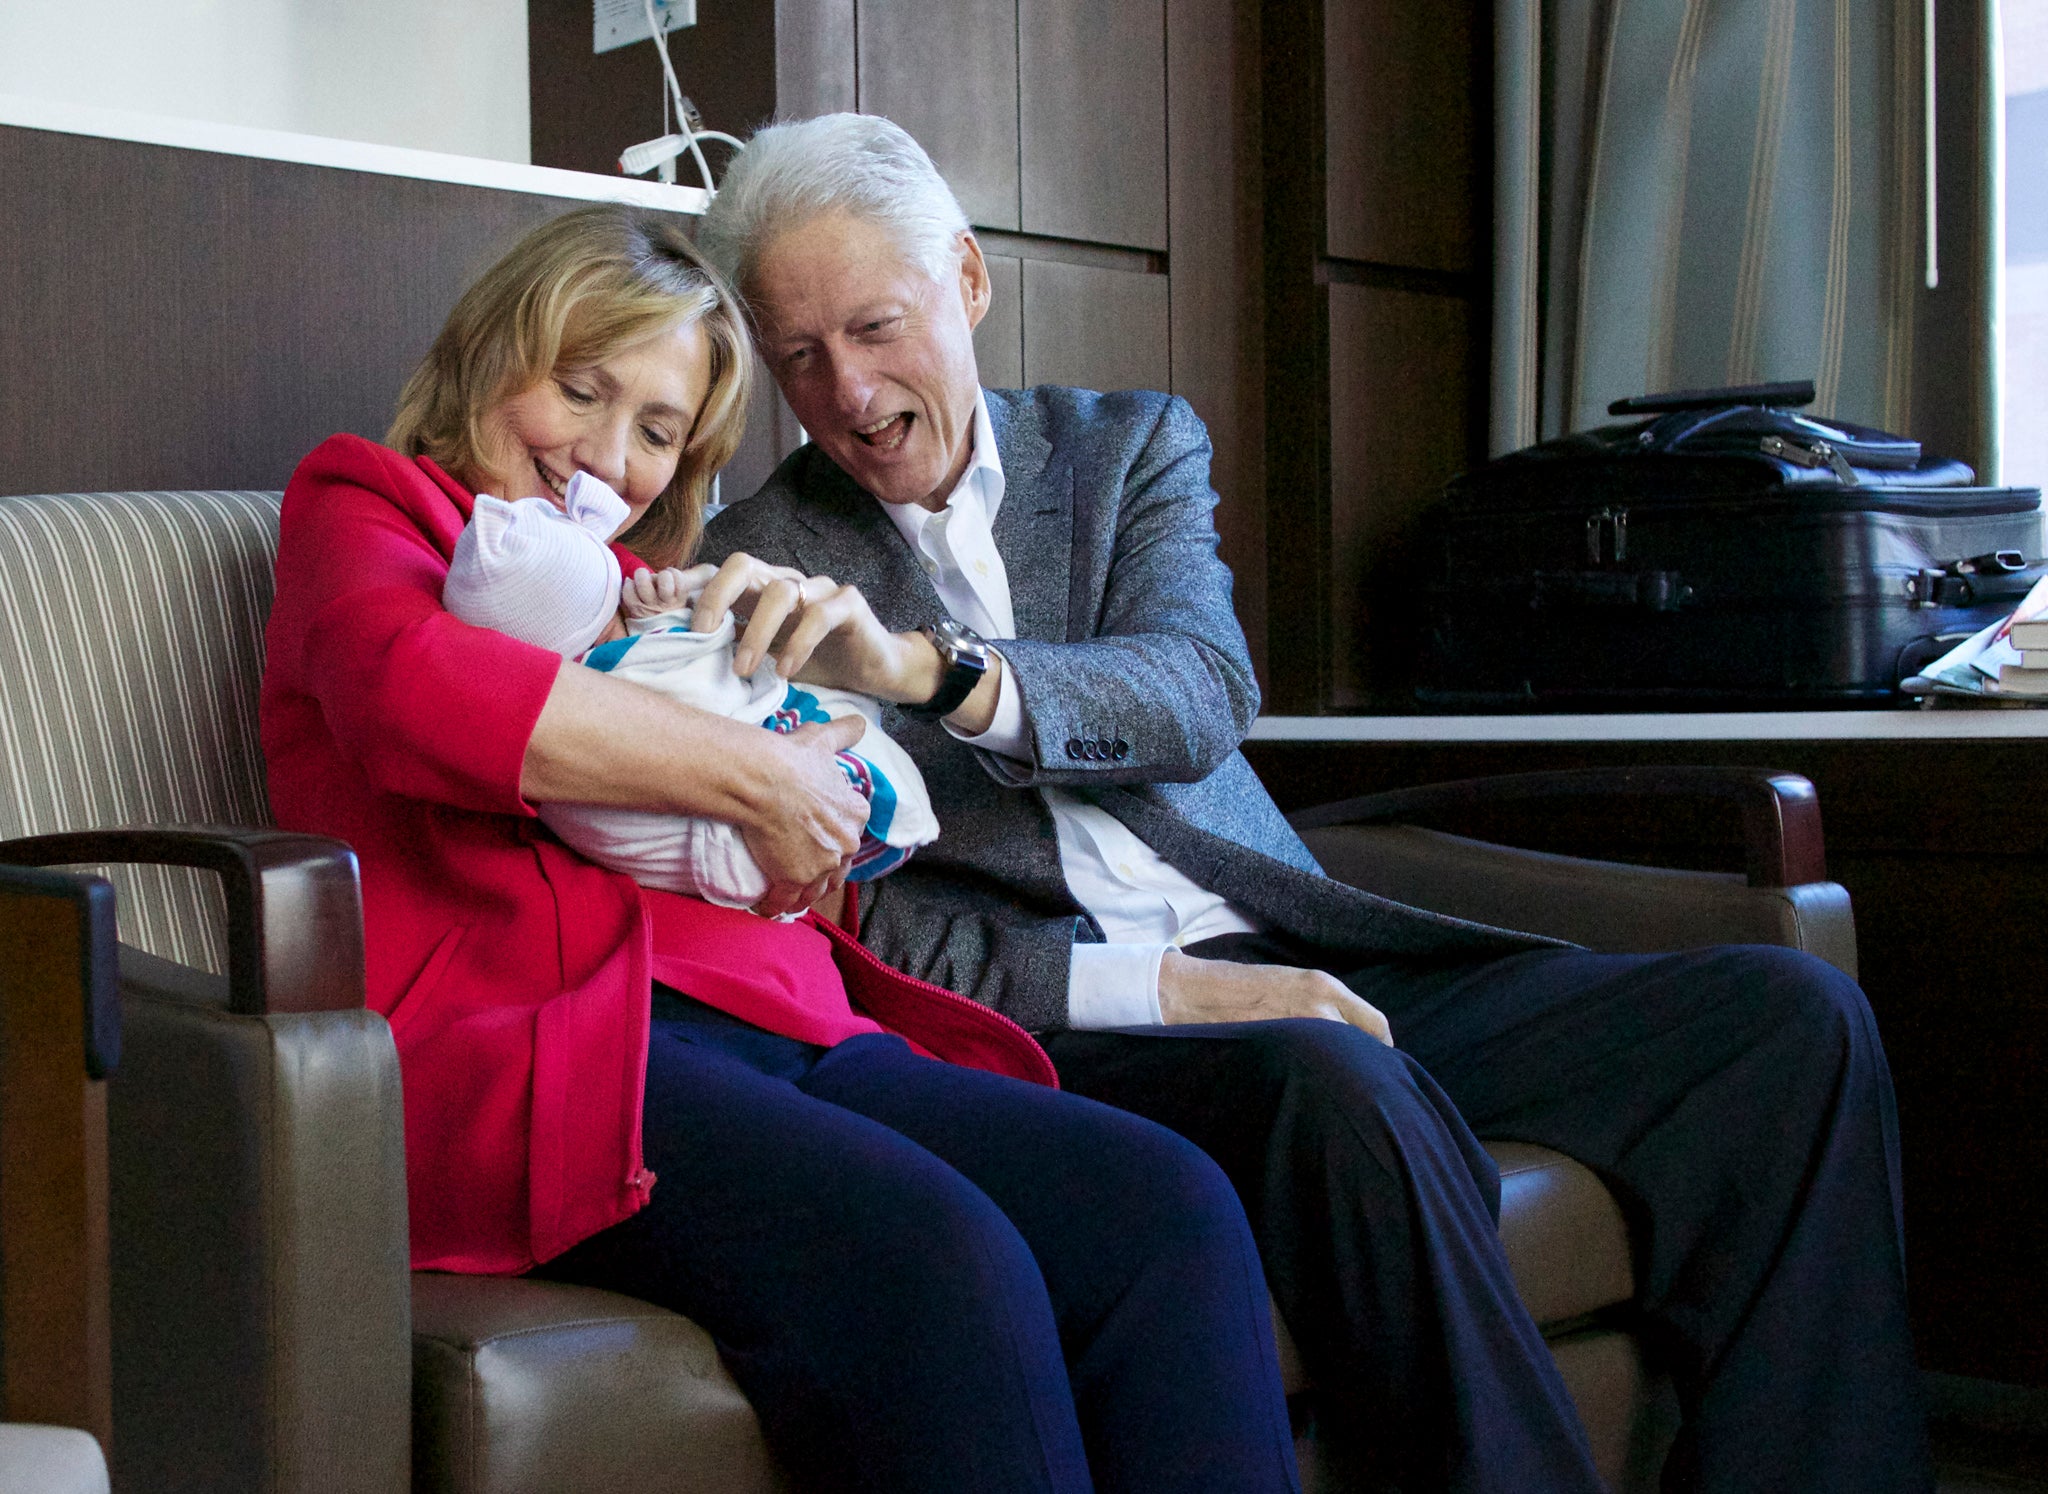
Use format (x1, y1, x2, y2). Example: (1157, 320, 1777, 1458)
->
(260, 203, 1299, 1492)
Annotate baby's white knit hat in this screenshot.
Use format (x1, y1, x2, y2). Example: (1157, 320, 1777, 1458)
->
(443, 472, 631, 657)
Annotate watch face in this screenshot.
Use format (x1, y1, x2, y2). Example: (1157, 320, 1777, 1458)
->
(929, 618, 989, 664)
(908, 619, 989, 717)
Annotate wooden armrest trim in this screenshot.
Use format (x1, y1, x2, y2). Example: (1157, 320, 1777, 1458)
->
(0, 866, 119, 1076)
(0, 828, 364, 1015)
(1287, 767, 1827, 888)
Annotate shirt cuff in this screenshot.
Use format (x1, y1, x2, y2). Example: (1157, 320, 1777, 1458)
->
(942, 647, 1031, 760)
(1065, 941, 1168, 1029)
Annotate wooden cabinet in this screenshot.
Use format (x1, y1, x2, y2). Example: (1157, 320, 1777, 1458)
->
(1263, 0, 1490, 712)
(1325, 283, 1473, 707)
(1322, 0, 1478, 273)
(855, 0, 1020, 231)
(1018, 0, 1168, 250)
(1021, 261, 1171, 396)
(856, 0, 1169, 251)
(974, 256, 1174, 401)
(973, 254, 1027, 391)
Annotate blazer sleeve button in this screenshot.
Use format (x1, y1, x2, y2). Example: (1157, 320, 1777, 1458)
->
(1111, 739, 1130, 760)
(1065, 738, 1084, 760)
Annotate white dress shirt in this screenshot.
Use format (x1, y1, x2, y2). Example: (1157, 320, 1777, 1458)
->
(882, 391, 1262, 1028)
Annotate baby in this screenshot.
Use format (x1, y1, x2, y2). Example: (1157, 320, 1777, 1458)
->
(442, 471, 937, 911)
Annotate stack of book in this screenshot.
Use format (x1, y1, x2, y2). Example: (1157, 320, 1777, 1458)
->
(2004, 612, 2048, 697)
(1902, 570, 2048, 701)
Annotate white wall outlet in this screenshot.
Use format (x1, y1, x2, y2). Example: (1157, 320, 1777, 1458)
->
(594, 0, 695, 56)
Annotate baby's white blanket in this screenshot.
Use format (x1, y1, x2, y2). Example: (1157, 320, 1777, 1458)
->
(539, 608, 939, 910)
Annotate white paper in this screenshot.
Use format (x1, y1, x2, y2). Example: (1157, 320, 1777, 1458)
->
(593, 0, 693, 56)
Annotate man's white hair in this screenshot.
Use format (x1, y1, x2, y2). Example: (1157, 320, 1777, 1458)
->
(696, 113, 971, 295)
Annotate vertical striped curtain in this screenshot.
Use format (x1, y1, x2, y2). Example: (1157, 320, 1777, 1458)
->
(1494, 0, 2000, 470)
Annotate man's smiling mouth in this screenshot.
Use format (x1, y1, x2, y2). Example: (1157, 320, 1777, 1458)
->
(854, 413, 912, 450)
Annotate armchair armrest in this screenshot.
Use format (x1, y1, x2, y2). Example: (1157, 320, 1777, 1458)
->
(0, 828, 364, 1015)
(1289, 769, 1856, 977)
(0, 864, 120, 1077)
(0, 829, 405, 1494)
(1288, 767, 1827, 887)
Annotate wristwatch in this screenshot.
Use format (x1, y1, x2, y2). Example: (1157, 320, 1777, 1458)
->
(903, 618, 991, 719)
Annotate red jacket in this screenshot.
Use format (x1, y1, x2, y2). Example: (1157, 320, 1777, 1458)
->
(261, 434, 1054, 1273)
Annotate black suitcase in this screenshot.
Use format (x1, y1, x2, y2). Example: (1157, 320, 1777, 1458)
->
(1415, 383, 2048, 709)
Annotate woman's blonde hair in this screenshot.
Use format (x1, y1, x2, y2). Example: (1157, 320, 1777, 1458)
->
(388, 203, 752, 568)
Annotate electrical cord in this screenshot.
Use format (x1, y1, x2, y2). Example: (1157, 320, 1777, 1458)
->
(642, 0, 716, 195)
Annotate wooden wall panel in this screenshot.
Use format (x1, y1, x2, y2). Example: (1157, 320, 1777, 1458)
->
(1019, 0, 1168, 250)
(0, 125, 591, 497)
(1021, 261, 1171, 395)
(857, 0, 1020, 231)
(975, 254, 1027, 391)
(773, 0, 858, 118)
(1167, 0, 1267, 681)
(530, 0, 775, 177)
(1323, 0, 1480, 273)
(1326, 282, 1474, 707)
(720, 365, 807, 507)
(530, 0, 851, 176)
(1261, 0, 1336, 713)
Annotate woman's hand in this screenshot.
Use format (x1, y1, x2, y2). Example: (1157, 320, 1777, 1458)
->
(524, 661, 867, 916)
(692, 553, 936, 701)
(738, 714, 872, 918)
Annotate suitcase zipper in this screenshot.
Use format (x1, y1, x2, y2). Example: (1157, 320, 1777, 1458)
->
(1760, 434, 1859, 484)
(1584, 506, 1629, 563)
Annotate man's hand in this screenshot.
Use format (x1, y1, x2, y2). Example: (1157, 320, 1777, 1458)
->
(689, 551, 937, 702)
(737, 714, 870, 917)
(689, 552, 1006, 730)
(1157, 952, 1392, 1045)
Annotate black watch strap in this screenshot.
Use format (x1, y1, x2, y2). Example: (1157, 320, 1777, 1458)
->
(903, 619, 990, 719)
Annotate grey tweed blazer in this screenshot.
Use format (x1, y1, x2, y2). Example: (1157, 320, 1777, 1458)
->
(702, 386, 1549, 1032)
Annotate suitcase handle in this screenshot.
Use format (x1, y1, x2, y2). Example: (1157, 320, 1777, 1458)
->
(1908, 557, 2046, 607)
(1527, 569, 1694, 612)
(1608, 380, 1815, 414)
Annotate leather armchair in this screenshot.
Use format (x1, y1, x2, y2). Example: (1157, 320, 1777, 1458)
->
(0, 864, 118, 1494)
(0, 829, 410, 1494)
(0, 488, 1859, 1493)
(1286, 765, 1857, 1491)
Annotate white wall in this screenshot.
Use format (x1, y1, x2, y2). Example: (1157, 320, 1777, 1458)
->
(0, 0, 530, 164)
(2007, 1, 2048, 488)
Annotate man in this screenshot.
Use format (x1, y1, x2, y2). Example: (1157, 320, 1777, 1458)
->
(696, 113, 1929, 1493)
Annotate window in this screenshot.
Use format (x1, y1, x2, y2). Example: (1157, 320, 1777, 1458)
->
(2005, 1, 2048, 482)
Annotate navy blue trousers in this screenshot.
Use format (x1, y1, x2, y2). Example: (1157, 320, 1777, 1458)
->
(534, 991, 1300, 1493)
(1045, 942, 1931, 1494)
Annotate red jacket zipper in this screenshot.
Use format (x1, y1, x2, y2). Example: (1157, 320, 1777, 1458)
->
(807, 914, 1060, 1089)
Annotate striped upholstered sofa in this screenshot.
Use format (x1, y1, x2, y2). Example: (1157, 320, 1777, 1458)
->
(0, 488, 1859, 1493)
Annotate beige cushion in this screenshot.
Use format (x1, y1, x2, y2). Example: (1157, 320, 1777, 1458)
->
(1301, 822, 1859, 979)
(411, 1274, 786, 1494)
(1492, 1142, 1635, 1327)
(0, 490, 284, 973)
(1547, 1329, 1679, 1494)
